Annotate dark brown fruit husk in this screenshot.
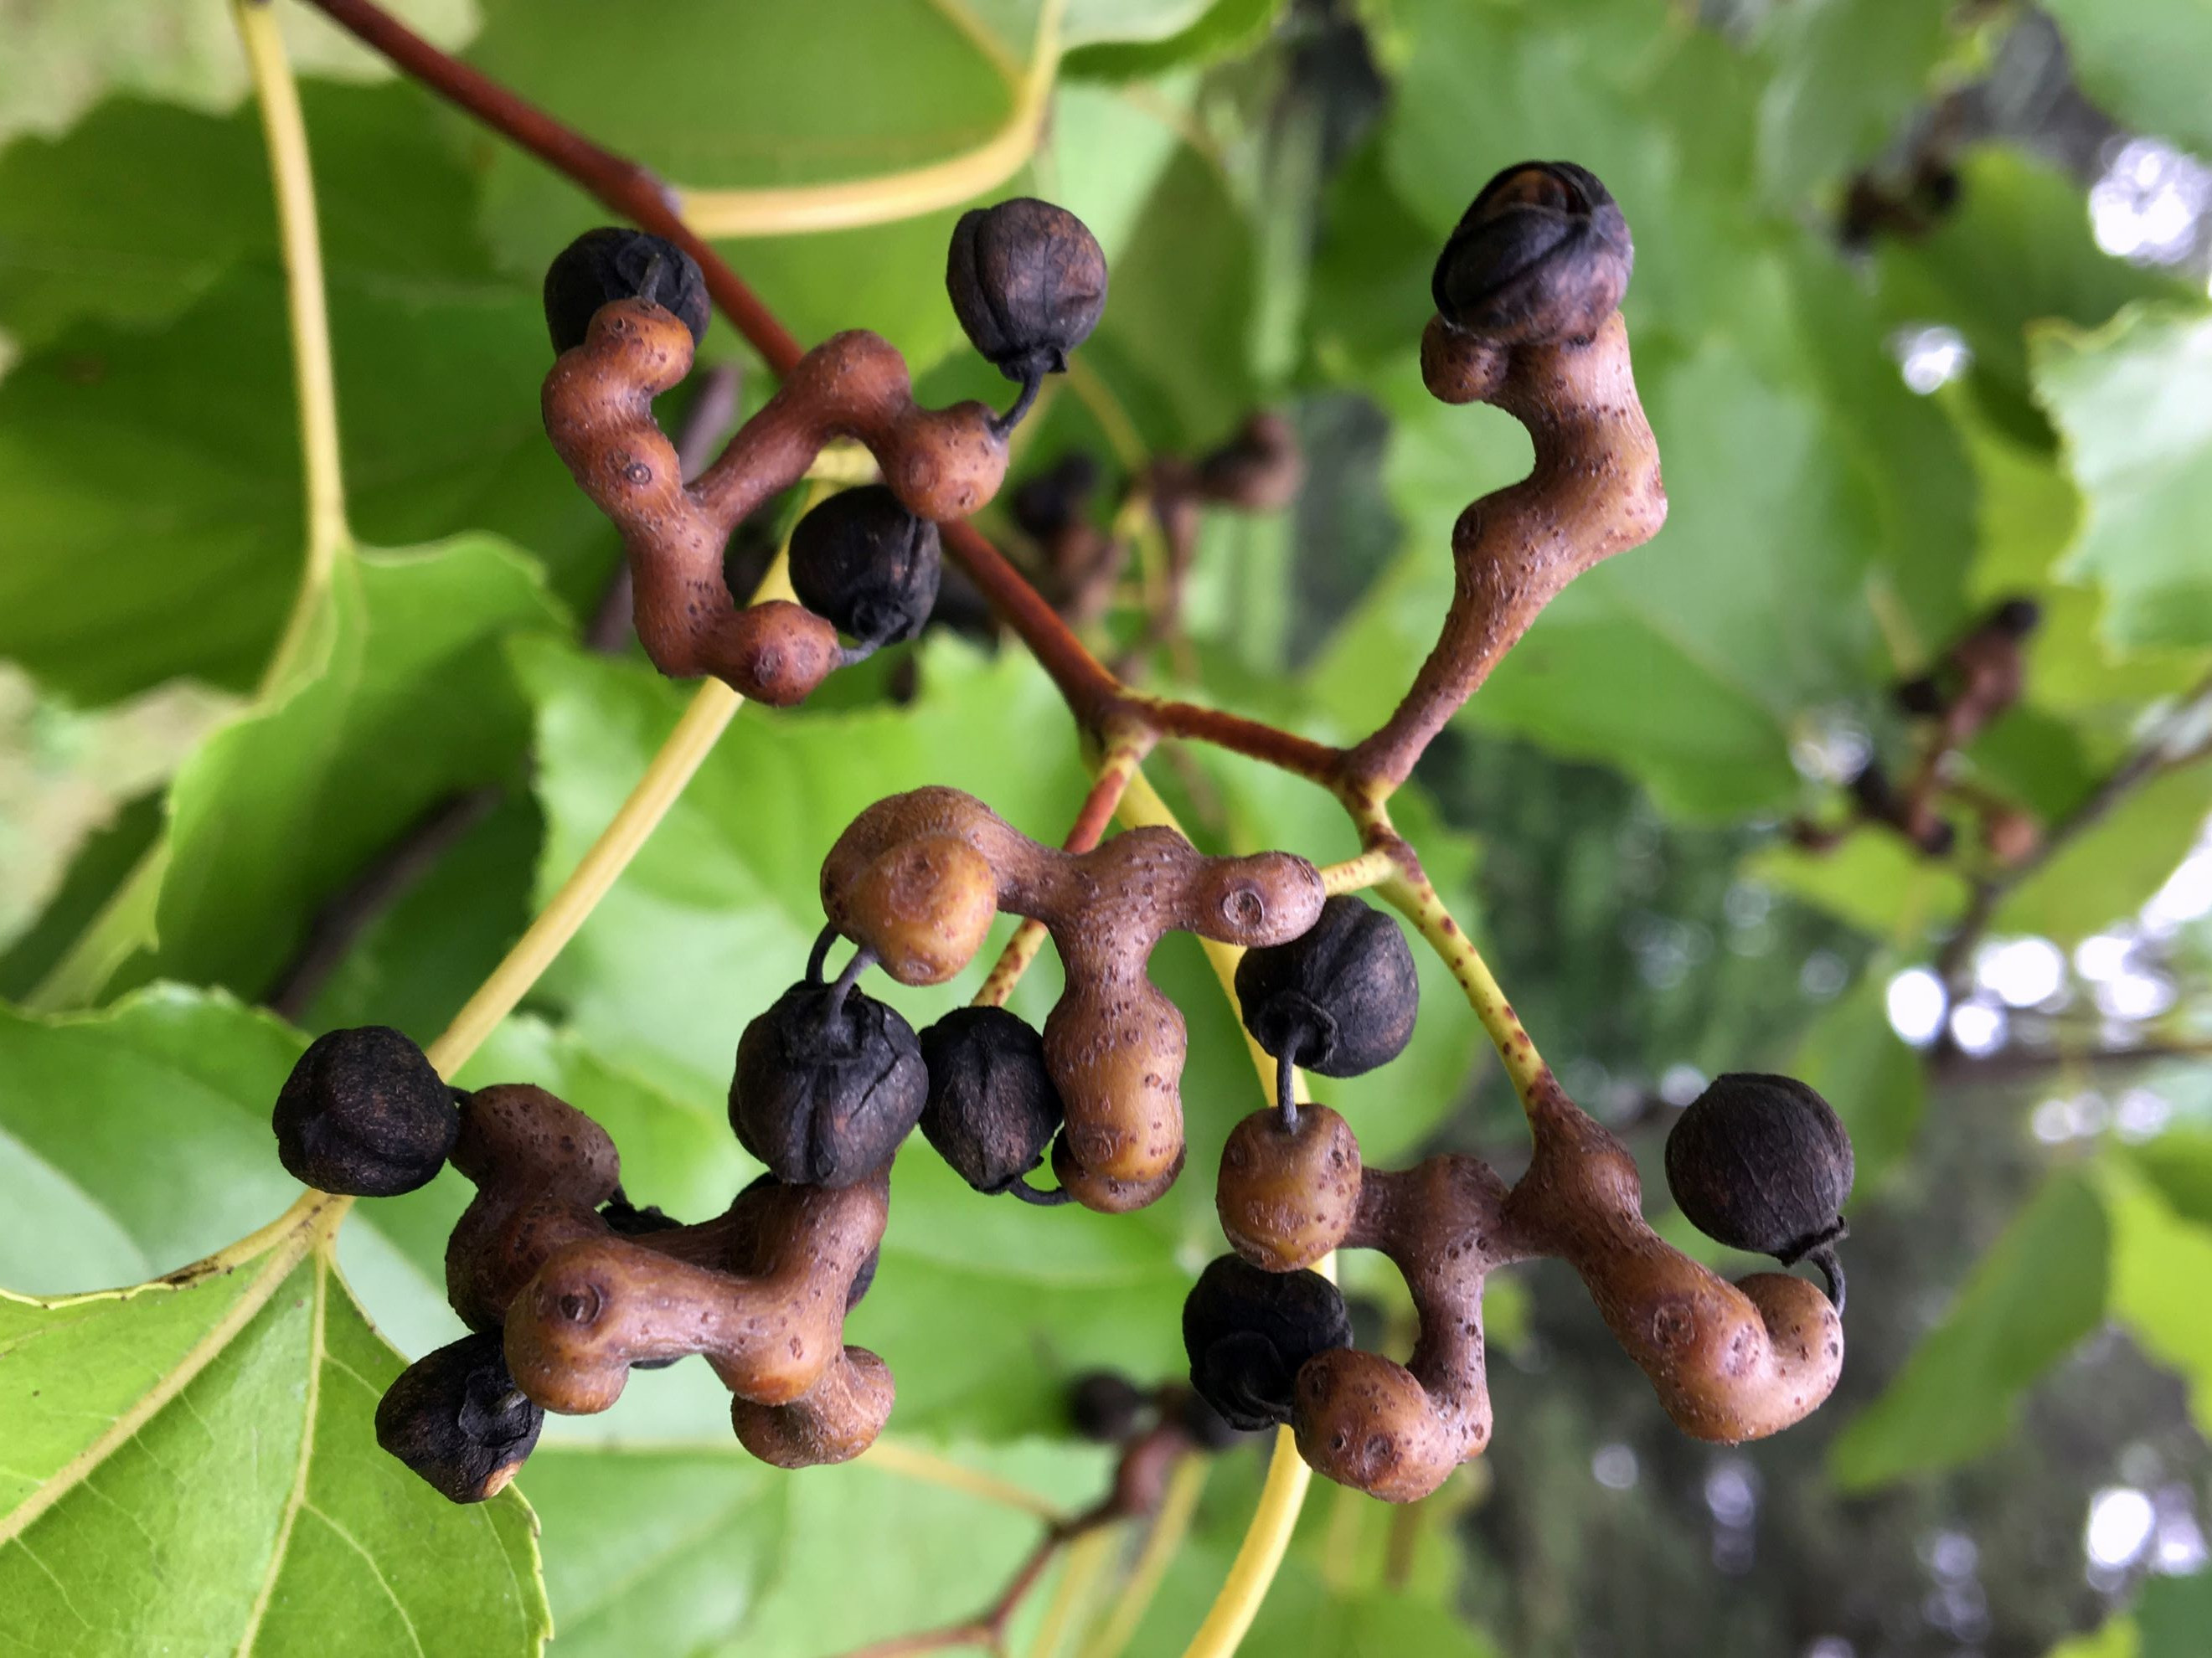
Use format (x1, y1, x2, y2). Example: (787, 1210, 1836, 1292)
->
(788, 485, 943, 646)
(543, 227, 710, 354)
(1431, 161, 1632, 344)
(730, 981, 929, 1187)
(271, 1025, 459, 1197)
(1067, 1369, 1147, 1443)
(1182, 1254, 1354, 1433)
(374, 1332, 544, 1504)
(1233, 895, 1419, 1078)
(1664, 1072, 1854, 1304)
(946, 198, 1108, 385)
(918, 1005, 1065, 1194)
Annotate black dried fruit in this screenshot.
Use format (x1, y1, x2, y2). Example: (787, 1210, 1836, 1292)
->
(788, 485, 943, 647)
(918, 1006, 1065, 1194)
(1431, 161, 1632, 345)
(374, 1331, 544, 1504)
(272, 1025, 459, 1197)
(1068, 1368, 1146, 1443)
(1992, 597, 2042, 638)
(946, 198, 1108, 388)
(1233, 896, 1419, 1077)
(1892, 674, 1946, 718)
(544, 226, 710, 355)
(1182, 1254, 1353, 1433)
(1010, 451, 1102, 542)
(1665, 1072, 1854, 1309)
(1173, 1385, 1252, 1452)
(730, 980, 929, 1187)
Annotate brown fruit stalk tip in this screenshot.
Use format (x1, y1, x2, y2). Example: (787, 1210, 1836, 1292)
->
(542, 306, 1010, 703)
(819, 786, 1324, 1205)
(1218, 1074, 1843, 1506)
(431, 1083, 891, 1487)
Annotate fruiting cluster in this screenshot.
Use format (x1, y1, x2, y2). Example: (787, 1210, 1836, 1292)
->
(1795, 597, 2045, 864)
(276, 161, 1862, 1511)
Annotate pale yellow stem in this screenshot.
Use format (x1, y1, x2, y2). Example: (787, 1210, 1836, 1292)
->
(1027, 1525, 1119, 1658)
(859, 1439, 1064, 1521)
(1317, 847, 1396, 896)
(1076, 1456, 1209, 1658)
(677, 0, 1065, 236)
(236, 0, 350, 693)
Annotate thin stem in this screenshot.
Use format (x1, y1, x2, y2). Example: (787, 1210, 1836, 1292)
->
(1076, 1456, 1208, 1658)
(1176, 1430, 1312, 1658)
(1027, 1527, 1118, 1658)
(425, 678, 740, 1076)
(238, 0, 352, 691)
(24, 0, 343, 1015)
(1318, 846, 1397, 896)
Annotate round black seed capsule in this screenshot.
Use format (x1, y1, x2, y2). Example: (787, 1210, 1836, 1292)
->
(1182, 1254, 1353, 1433)
(946, 198, 1108, 386)
(1665, 1072, 1854, 1307)
(1431, 160, 1633, 345)
(374, 1332, 544, 1504)
(918, 1006, 1065, 1194)
(788, 485, 943, 646)
(730, 980, 929, 1188)
(271, 1025, 459, 1197)
(1233, 895, 1419, 1078)
(544, 226, 710, 355)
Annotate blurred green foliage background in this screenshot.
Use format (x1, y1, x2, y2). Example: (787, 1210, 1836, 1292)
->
(3, 1, 2211, 1654)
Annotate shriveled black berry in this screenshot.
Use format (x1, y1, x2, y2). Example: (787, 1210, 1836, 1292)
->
(730, 980, 929, 1187)
(1432, 161, 1632, 344)
(374, 1332, 544, 1504)
(946, 198, 1108, 387)
(918, 1006, 1065, 1194)
(1067, 1369, 1146, 1443)
(271, 1026, 458, 1197)
(1182, 1254, 1353, 1432)
(1992, 596, 2042, 638)
(1665, 1073, 1854, 1309)
(788, 486, 942, 646)
(1233, 896, 1419, 1078)
(544, 226, 710, 355)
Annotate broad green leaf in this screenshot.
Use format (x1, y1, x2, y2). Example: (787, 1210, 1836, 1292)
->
(126, 538, 559, 1001)
(2124, 1131, 2212, 1228)
(523, 1438, 1107, 1656)
(1877, 152, 2195, 423)
(0, 1221, 547, 1657)
(1753, 829, 1972, 943)
(2101, 1163, 2212, 1439)
(1790, 971, 1925, 1188)
(1996, 763, 2212, 945)
(1754, 0, 1953, 206)
(1065, 0, 1287, 80)
(2034, 308, 2212, 651)
(1830, 1171, 2108, 1491)
(2043, 0, 2212, 157)
(0, 0, 476, 146)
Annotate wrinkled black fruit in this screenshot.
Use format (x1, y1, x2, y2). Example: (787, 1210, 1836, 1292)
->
(1665, 1073, 1854, 1308)
(375, 1332, 544, 1504)
(730, 981, 929, 1187)
(1892, 674, 1946, 718)
(1992, 596, 2043, 638)
(1068, 1369, 1147, 1443)
(272, 1025, 459, 1197)
(788, 485, 942, 646)
(1173, 1385, 1252, 1452)
(946, 198, 1108, 384)
(544, 226, 710, 354)
(1183, 1254, 1353, 1432)
(1234, 896, 1419, 1077)
(1431, 160, 1632, 344)
(918, 1006, 1065, 1194)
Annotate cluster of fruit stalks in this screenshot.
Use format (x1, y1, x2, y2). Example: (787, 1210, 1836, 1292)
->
(269, 162, 1854, 1511)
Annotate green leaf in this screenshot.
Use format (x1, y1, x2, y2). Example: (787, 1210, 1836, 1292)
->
(1752, 828, 1972, 943)
(115, 537, 561, 1002)
(0, 1223, 547, 1657)
(1830, 1171, 2108, 1491)
(2101, 1162, 2212, 1439)
(2123, 1131, 2212, 1228)
(2034, 307, 2212, 651)
(1065, 0, 1286, 80)
(1754, 0, 1953, 206)
(1790, 970, 1925, 1188)
(1996, 761, 2212, 945)
(522, 1437, 1106, 1656)
(2043, 0, 2212, 157)
(0, 0, 477, 147)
